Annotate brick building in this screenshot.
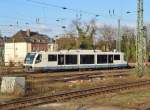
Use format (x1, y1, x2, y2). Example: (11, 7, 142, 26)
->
(0, 37, 4, 64)
(5, 30, 49, 65)
(0, 37, 4, 47)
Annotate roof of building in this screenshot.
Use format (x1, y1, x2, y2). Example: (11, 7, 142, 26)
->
(6, 30, 49, 43)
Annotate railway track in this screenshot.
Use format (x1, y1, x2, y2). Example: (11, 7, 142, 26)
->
(0, 66, 24, 74)
(0, 79, 150, 110)
(28, 72, 129, 84)
(0, 68, 132, 78)
(25, 69, 131, 97)
(28, 69, 131, 82)
(0, 69, 131, 82)
(30, 69, 131, 77)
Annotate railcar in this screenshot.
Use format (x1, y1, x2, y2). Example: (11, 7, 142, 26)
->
(23, 50, 128, 72)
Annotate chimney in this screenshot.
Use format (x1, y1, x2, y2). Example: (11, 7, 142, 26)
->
(26, 29, 30, 37)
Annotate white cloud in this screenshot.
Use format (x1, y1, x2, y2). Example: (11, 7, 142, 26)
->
(121, 22, 136, 28)
(31, 24, 52, 33)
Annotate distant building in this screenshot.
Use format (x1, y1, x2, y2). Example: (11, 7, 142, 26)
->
(48, 39, 58, 52)
(0, 37, 7, 65)
(0, 37, 4, 47)
(4, 30, 49, 65)
(48, 43, 58, 52)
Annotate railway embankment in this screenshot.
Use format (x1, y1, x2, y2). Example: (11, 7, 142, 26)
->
(0, 68, 150, 110)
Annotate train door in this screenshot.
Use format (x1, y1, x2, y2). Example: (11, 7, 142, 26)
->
(108, 55, 113, 63)
(58, 55, 64, 65)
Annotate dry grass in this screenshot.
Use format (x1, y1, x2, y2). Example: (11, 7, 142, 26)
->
(26, 69, 150, 97)
(56, 87, 150, 110)
(1, 69, 150, 110)
(0, 93, 20, 100)
(1, 68, 150, 109)
(128, 67, 150, 78)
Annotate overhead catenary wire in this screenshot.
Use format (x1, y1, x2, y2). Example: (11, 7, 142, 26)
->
(0, 0, 136, 26)
(0, 0, 137, 37)
(26, 0, 101, 17)
(26, 0, 137, 22)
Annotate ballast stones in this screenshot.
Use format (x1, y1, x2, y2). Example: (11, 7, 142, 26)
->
(1, 77, 25, 95)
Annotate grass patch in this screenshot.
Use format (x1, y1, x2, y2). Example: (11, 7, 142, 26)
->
(0, 93, 19, 100)
(59, 88, 150, 110)
(26, 72, 150, 97)
(109, 88, 150, 107)
(128, 67, 150, 78)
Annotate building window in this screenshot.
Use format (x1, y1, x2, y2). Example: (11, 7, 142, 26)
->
(33, 40, 36, 43)
(38, 40, 41, 43)
(114, 55, 120, 60)
(48, 55, 57, 61)
(65, 55, 77, 65)
(32, 47, 36, 52)
(49, 45, 51, 48)
(80, 55, 94, 64)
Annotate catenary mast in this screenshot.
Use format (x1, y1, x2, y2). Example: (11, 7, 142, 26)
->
(136, 0, 144, 77)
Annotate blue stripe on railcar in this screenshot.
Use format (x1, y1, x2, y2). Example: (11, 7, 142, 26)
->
(32, 63, 128, 72)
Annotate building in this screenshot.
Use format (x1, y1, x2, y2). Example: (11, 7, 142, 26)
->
(0, 37, 4, 47)
(48, 43, 58, 52)
(0, 37, 4, 64)
(48, 38, 58, 52)
(4, 30, 49, 65)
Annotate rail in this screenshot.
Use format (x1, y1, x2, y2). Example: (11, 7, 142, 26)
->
(0, 69, 131, 84)
(0, 80, 150, 110)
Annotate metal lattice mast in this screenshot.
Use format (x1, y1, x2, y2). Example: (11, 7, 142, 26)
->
(117, 19, 121, 52)
(136, 0, 144, 77)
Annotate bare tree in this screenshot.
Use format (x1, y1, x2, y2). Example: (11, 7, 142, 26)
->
(97, 24, 116, 51)
(71, 19, 97, 49)
(121, 26, 136, 62)
(56, 34, 77, 50)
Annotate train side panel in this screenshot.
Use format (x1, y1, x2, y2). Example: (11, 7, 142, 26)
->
(24, 50, 128, 72)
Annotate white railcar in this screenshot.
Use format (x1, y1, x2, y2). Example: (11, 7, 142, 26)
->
(23, 50, 128, 72)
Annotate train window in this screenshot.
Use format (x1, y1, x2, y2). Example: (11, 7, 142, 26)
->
(25, 53, 36, 64)
(108, 55, 113, 63)
(58, 55, 64, 65)
(80, 55, 94, 64)
(114, 55, 120, 60)
(35, 54, 42, 64)
(48, 55, 57, 61)
(65, 55, 77, 65)
(97, 55, 107, 64)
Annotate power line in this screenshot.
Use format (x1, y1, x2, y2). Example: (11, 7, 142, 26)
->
(0, 0, 136, 26)
(26, 0, 137, 23)
(26, 0, 100, 17)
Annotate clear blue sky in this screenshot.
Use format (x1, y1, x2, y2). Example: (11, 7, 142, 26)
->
(0, 0, 150, 37)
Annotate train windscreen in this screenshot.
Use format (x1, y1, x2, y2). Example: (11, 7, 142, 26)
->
(24, 53, 36, 64)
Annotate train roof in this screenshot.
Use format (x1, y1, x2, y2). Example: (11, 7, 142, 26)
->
(30, 49, 124, 54)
